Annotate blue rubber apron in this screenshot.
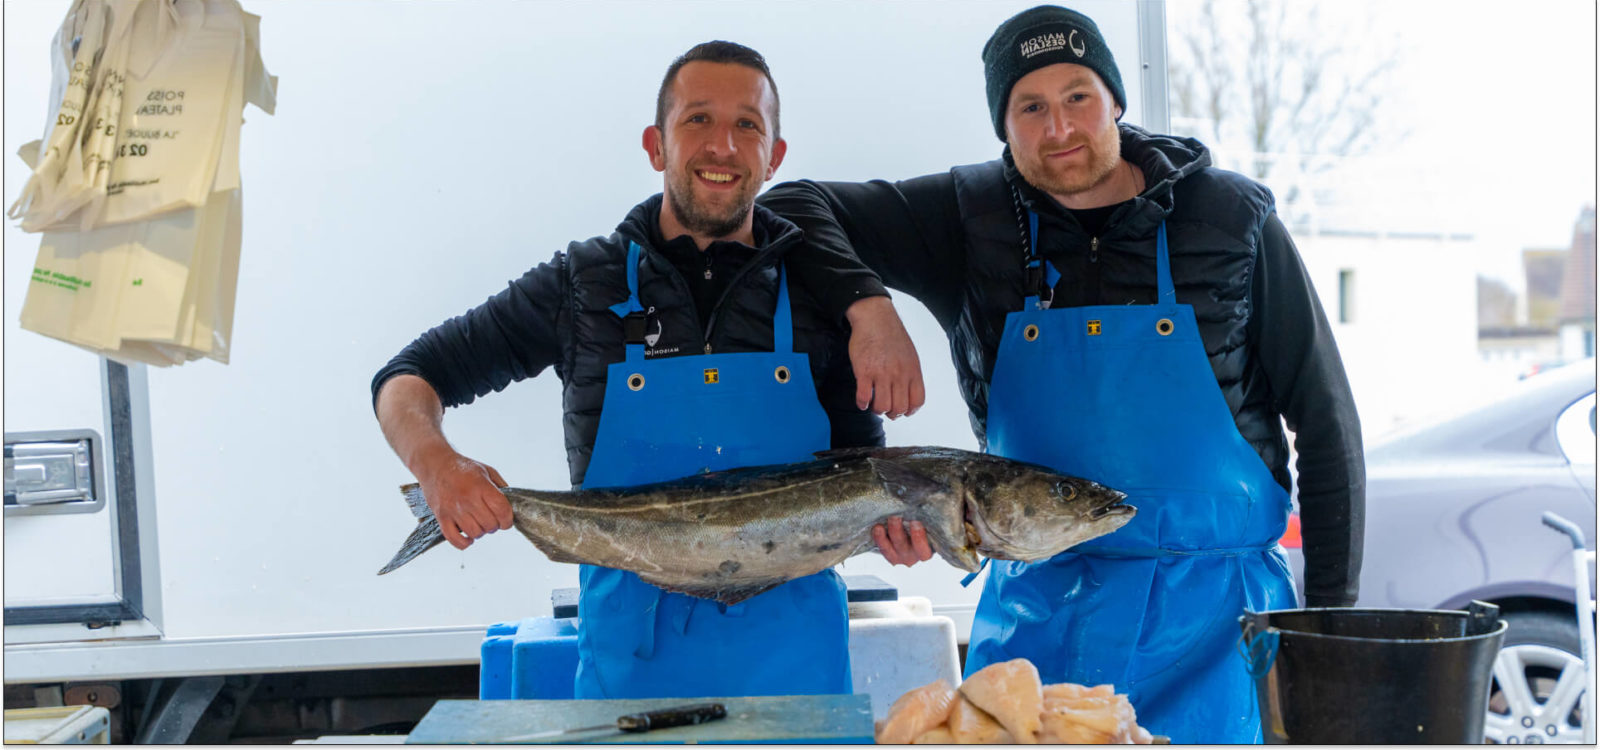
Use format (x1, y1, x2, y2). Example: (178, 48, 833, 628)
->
(572, 241, 851, 700)
(966, 218, 1296, 743)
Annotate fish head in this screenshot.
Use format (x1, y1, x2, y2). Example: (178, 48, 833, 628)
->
(961, 458, 1134, 561)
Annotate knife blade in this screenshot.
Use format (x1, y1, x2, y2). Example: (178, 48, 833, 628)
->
(502, 702, 728, 741)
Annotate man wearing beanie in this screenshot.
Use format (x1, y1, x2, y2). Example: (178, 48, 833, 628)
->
(760, 5, 1363, 743)
(374, 41, 924, 701)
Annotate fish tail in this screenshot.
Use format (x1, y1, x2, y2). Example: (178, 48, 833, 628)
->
(378, 484, 446, 575)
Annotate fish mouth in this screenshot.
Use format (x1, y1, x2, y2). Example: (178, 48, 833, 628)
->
(965, 495, 1005, 556)
(1090, 490, 1133, 519)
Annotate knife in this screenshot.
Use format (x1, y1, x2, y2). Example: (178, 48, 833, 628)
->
(502, 702, 728, 741)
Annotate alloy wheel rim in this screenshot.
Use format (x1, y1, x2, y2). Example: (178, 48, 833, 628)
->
(1485, 643, 1587, 743)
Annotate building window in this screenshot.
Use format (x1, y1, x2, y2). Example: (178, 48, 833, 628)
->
(1338, 269, 1356, 324)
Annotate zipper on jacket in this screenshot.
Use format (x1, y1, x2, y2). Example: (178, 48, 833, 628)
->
(701, 237, 795, 355)
(1087, 236, 1103, 306)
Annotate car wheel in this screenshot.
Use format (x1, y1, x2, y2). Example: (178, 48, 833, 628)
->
(1485, 610, 1588, 744)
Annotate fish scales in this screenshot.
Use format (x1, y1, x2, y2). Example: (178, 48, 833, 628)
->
(511, 464, 907, 599)
(379, 446, 1134, 605)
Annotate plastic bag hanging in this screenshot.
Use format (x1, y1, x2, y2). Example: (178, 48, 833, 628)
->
(7, 0, 111, 227)
(15, 0, 273, 368)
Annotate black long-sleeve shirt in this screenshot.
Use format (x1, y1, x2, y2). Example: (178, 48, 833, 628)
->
(758, 132, 1363, 607)
(372, 197, 887, 484)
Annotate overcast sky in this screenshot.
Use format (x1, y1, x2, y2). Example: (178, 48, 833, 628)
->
(1356, 0, 1595, 279)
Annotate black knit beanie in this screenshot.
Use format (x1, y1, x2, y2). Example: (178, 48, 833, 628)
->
(982, 5, 1126, 141)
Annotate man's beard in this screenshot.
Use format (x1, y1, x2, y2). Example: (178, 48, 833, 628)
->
(1014, 119, 1123, 199)
(664, 161, 757, 239)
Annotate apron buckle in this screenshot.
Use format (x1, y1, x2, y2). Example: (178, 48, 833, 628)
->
(623, 311, 648, 344)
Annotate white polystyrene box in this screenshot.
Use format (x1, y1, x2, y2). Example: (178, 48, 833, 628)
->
(847, 613, 962, 720)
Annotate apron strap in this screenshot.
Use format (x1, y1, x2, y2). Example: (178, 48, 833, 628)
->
(1020, 213, 1174, 310)
(607, 242, 797, 357)
(1155, 222, 1175, 305)
(608, 242, 648, 362)
(1022, 211, 1059, 310)
(772, 263, 796, 353)
(960, 556, 992, 587)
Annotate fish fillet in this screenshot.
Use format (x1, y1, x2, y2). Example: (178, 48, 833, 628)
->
(959, 659, 1044, 743)
(876, 678, 957, 744)
(947, 693, 1014, 744)
(1042, 683, 1115, 702)
(1039, 684, 1153, 745)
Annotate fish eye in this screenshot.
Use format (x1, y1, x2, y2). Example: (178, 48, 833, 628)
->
(1054, 481, 1077, 501)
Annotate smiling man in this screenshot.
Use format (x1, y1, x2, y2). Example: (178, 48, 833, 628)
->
(760, 5, 1364, 743)
(371, 41, 924, 700)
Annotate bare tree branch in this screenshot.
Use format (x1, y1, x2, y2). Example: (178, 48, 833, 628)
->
(1167, 0, 1403, 179)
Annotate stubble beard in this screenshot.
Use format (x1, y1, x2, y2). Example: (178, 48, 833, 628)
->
(1016, 119, 1124, 200)
(664, 156, 757, 240)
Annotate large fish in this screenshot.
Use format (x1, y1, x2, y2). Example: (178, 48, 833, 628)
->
(379, 446, 1133, 604)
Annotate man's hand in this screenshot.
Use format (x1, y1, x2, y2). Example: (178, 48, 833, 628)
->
(873, 516, 933, 567)
(375, 375, 515, 550)
(416, 452, 514, 550)
(845, 296, 925, 420)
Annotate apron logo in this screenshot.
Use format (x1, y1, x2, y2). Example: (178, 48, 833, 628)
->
(645, 306, 662, 347)
(703, 368, 719, 384)
(1087, 319, 1102, 335)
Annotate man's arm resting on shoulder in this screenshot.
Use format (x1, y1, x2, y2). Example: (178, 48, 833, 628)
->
(760, 175, 967, 317)
(1252, 213, 1366, 607)
(844, 296, 925, 418)
(784, 245, 924, 418)
(761, 176, 965, 566)
(763, 175, 966, 421)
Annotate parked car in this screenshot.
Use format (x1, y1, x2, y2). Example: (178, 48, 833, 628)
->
(1284, 357, 1595, 744)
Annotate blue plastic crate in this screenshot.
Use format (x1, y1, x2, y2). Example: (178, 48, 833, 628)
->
(479, 616, 580, 700)
(479, 576, 898, 700)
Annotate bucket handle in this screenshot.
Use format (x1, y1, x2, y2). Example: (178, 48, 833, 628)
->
(1238, 619, 1281, 678)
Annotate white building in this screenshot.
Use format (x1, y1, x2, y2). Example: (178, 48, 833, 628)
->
(1206, 149, 1489, 436)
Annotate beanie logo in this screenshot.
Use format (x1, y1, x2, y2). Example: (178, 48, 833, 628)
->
(1020, 31, 1066, 58)
(1019, 29, 1086, 59)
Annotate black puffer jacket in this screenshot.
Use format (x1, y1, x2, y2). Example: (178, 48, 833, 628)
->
(373, 196, 884, 487)
(759, 125, 1363, 607)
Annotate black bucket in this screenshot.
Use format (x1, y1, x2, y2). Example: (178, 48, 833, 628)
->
(1239, 601, 1508, 744)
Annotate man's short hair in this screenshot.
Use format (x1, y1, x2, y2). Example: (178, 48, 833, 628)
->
(655, 41, 781, 140)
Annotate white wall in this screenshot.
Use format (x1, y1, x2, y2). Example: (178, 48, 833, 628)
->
(1297, 233, 1483, 435)
(4, 1, 1146, 641)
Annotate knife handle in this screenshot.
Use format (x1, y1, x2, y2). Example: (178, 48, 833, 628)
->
(616, 702, 728, 732)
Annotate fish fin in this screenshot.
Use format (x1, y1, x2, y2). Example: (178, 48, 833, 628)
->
(647, 577, 786, 606)
(400, 483, 431, 518)
(812, 445, 919, 462)
(869, 457, 952, 503)
(378, 513, 446, 574)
